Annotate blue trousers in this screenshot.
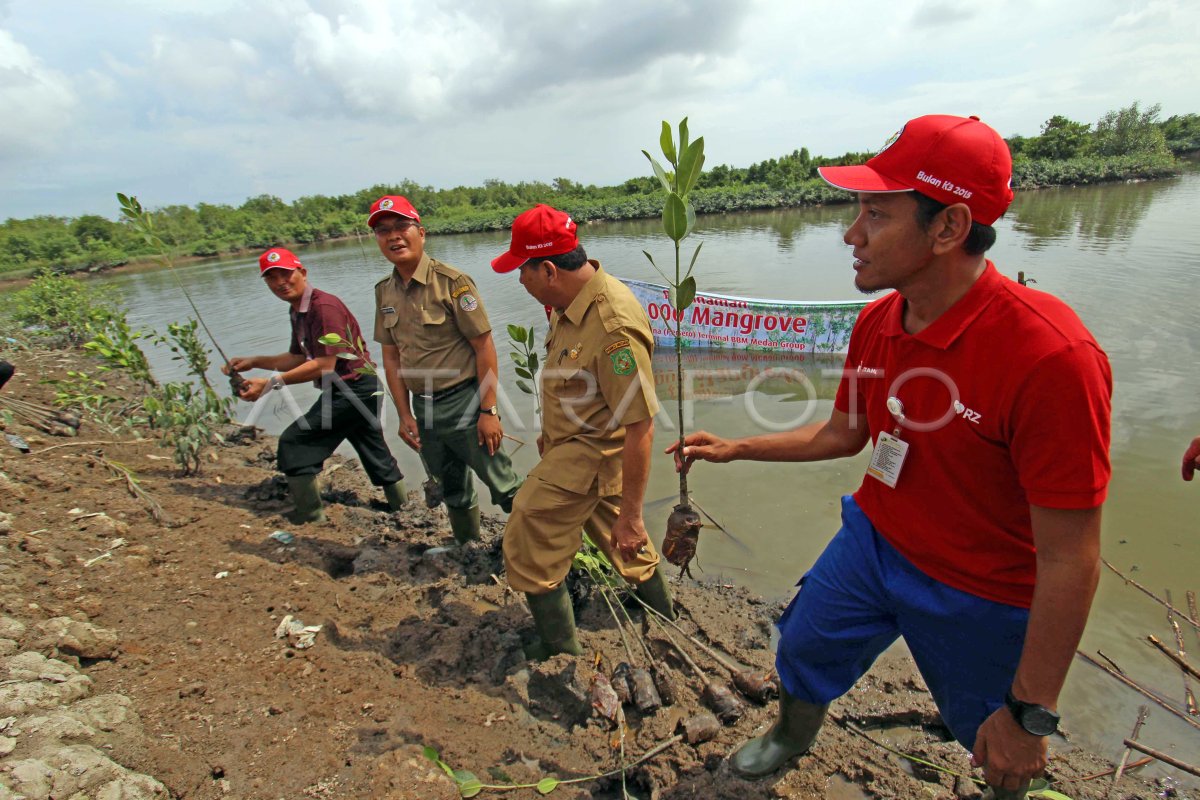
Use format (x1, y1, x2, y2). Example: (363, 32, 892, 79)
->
(776, 496, 1030, 750)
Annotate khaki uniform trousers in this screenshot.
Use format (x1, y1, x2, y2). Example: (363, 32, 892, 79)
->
(504, 474, 660, 594)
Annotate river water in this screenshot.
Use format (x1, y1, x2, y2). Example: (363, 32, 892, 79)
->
(92, 173, 1200, 772)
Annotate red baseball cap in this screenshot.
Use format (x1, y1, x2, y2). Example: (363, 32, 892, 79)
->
(259, 247, 303, 274)
(818, 115, 1014, 225)
(367, 195, 421, 228)
(491, 204, 579, 273)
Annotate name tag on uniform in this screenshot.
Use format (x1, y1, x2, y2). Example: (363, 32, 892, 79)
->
(866, 431, 909, 488)
(381, 307, 396, 314)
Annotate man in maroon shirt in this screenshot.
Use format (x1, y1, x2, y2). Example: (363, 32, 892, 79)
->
(225, 248, 406, 523)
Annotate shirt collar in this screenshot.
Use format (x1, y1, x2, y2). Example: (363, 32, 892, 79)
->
(881, 261, 1002, 349)
(295, 284, 315, 315)
(398, 252, 433, 287)
(563, 261, 605, 326)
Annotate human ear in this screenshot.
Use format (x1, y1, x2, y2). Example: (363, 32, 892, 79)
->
(931, 204, 972, 254)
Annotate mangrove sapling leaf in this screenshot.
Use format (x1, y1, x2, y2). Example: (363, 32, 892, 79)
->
(676, 276, 697, 312)
(659, 121, 676, 165)
(662, 194, 688, 242)
(536, 777, 559, 794)
(642, 151, 673, 193)
(685, 242, 703, 280)
(640, 250, 673, 285)
(677, 139, 706, 196)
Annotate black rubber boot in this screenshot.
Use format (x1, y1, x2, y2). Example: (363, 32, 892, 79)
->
(730, 685, 828, 779)
(634, 566, 677, 621)
(447, 505, 480, 543)
(285, 474, 326, 524)
(523, 584, 583, 660)
(382, 480, 408, 511)
(0, 361, 13, 391)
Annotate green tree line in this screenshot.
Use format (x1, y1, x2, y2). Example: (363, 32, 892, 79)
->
(1, 103, 1194, 279)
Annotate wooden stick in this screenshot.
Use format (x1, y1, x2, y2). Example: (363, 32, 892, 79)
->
(1075, 651, 1200, 732)
(1105, 705, 1148, 799)
(1063, 757, 1152, 783)
(1121, 740, 1200, 778)
(1146, 636, 1200, 681)
(1096, 649, 1126, 675)
(1189, 591, 1200, 650)
(1165, 590, 1198, 714)
(1101, 559, 1199, 632)
(34, 439, 147, 455)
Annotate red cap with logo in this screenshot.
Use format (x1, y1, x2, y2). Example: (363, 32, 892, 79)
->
(492, 204, 579, 273)
(259, 247, 303, 274)
(818, 115, 1014, 225)
(367, 195, 421, 228)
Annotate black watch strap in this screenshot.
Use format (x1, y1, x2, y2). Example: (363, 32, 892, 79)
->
(1004, 690, 1060, 736)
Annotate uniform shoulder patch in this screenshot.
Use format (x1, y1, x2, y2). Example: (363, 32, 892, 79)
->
(609, 347, 636, 375)
(459, 293, 479, 312)
(604, 339, 631, 355)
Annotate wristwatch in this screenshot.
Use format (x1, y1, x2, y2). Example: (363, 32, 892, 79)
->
(1004, 690, 1060, 736)
(269, 374, 286, 391)
(479, 405, 500, 419)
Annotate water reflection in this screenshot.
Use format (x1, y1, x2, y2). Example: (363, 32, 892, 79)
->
(1009, 177, 1171, 250)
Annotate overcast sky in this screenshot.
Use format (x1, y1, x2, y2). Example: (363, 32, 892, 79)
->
(1, 0, 1196, 220)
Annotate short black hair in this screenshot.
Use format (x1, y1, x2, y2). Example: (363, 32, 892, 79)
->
(525, 244, 588, 272)
(912, 192, 997, 255)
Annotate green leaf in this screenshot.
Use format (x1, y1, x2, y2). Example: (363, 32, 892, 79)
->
(537, 776, 560, 794)
(685, 201, 696, 239)
(353, 367, 374, 375)
(676, 276, 697, 311)
(421, 746, 440, 763)
(515, 379, 532, 395)
(685, 241, 704, 279)
(528, 352, 539, 372)
(318, 333, 345, 345)
(663, 193, 688, 242)
(641, 249, 672, 284)
(335, 352, 357, 360)
(642, 151, 673, 193)
(659, 121, 676, 165)
(459, 781, 482, 798)
(515, 367, 533, 379)
(507, 323, 525, 343)
(677, 137, 706, 197)
(509, 352, 525, 364)
(678, 117, 690, 160)
(1028, 791, 1073, 800)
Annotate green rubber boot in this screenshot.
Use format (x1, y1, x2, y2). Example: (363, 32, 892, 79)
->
(382, 480, 408, 511)
(523, 584, 583, 660)
(447, 505, 481, 543)
(285, 474, 326, 525)
(634, 566, 677, 621)
(730, 685, 828, 779)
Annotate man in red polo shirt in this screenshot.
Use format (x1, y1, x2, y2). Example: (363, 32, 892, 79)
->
(225, 248, 407, 524)
(669, 115, 1111, 798)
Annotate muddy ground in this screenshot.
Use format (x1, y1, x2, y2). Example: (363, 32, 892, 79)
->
(0, 344, 1189, 799)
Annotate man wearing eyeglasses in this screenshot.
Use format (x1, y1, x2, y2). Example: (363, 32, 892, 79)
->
(369, 195, 521, 543)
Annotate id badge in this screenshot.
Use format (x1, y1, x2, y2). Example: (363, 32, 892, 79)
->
(866, 431, 909, 488)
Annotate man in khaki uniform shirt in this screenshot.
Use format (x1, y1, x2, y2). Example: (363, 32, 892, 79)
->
(370, 195, 521, 542)
(492, 204, 675, 660)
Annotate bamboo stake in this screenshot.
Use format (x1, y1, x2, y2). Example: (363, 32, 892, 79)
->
(1105, 705, 1147, 799)
(1076, 652, 1200, 732)
(1121, 740, 1200, 778)
(1101, 559, 1199, 632)
(1165, 590, 1198, 714)
(1146, 636, 1200, 681)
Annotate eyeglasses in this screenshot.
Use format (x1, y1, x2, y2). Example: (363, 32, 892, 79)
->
(373, 220, 419, 236)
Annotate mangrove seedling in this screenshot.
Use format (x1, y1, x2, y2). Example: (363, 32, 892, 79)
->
(642, 119, 705, 577)
(506, 323, 542, 420)
(116, 192, 246, 397)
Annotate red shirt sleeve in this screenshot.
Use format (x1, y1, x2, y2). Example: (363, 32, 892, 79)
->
(1008, 341, 1112, 509)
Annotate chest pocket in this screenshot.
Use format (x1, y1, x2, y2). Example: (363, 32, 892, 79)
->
(552, 364, 596, 402)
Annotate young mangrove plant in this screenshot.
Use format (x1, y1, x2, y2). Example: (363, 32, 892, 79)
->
(506, 323, 541, 420)
(642, 119, 705, 577)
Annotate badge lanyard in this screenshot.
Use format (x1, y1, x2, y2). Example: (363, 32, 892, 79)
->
(866, 395, 910, 489)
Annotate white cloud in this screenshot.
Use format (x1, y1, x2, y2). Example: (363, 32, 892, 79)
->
(0, 28, 77, 159)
